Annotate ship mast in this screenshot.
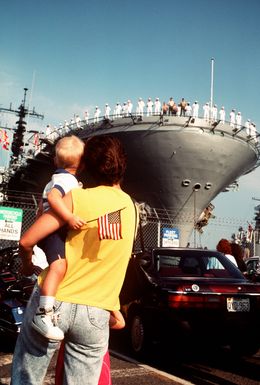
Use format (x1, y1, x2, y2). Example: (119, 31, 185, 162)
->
(0, 88, 44, 192)
(0, 87, 44, 162)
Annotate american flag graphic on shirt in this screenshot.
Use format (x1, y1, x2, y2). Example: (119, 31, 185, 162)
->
(98, 209, 122, 240)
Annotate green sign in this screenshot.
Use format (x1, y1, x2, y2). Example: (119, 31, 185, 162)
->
(0, 206, 23, 241)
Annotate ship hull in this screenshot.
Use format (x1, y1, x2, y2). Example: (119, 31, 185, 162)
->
(8, 115, 259, 246)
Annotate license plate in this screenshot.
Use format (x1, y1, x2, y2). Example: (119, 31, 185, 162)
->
(227, 297, 250, 312)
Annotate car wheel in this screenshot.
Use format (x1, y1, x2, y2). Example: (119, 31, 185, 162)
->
(130, 314, 147, 356)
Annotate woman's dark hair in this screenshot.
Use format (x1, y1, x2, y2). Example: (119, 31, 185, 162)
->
(230, 242, 247, 272)
(83, 135, 127, 186)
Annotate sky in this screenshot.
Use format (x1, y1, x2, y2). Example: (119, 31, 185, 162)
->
(0, 0, 260, 249)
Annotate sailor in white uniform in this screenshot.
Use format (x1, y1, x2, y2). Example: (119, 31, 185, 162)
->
(63, 120, 69, 133)
(114, 103, 122, 118)
(75, 114, 81, 129)
(84, 110, 89, 125)
(154, 98, 161, 114)
(58, 123, 64, 135)
(94, 106, 101, 123)
(127, 100, 133, 116)
(203, 102, 210, 120)
(146, 97, 153, 116)
(192, 101, 199, 118)
(230, 109, 236, 128)
(250, 122, 257, 142)
(122, 102, 128, 117)
(235, 111, 242, 130)
(219, 106, 226, 124)
(46, 124, 52, 138)
(185, 102, 192, 117)
(211, 104, 218, 121)
(137, 98, 145, 116)
(104, 104, 111, 119)
(245, 119, 251, 136)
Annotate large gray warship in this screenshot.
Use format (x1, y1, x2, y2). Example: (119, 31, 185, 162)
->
(2, 89, 259, 247)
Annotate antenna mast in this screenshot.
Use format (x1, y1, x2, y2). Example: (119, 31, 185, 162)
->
(210, 58, 214, 114)
(0, 88, 44, 159)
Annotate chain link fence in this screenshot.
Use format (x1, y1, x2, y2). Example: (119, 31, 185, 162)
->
(0, 190, 185, 253)
(0, 190, 40, 250)
(1, 190, 258, 256)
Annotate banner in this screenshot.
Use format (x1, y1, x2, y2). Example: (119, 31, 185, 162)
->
(162, 227, 180, 247)
(0, 206, 23, 240)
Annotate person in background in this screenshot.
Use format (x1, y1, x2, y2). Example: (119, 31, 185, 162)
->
(230, 242, 247, 273)
(162, 101, 168, 115)
(168, 97, 175, 115)
(146, 97, 153, 116)
(114, 102, 122, 118)
(245, 118, 251, 136)
(211, 104, 218, 121)
(179, 98, 187, 116)
(121, 102, 128, 117)
(192, 101, 199, 118)
(75, 115, 81, 129)
(203, 102, 210, 120)
(154, 97, 161, 114)
(230, 109, 236, 128)
(84, 110, 89, 125)
(235, 111, 242, 131)
(219, 106, 226, 124)
(127, 100, 133, 116)
(216, 238, 238, 267)
(94, 106, 101, 123)
(104, 104, 111, 119)
(185, 102, 192, 116)
(11, 135, 137, 385)
(136, 98, 145, 116)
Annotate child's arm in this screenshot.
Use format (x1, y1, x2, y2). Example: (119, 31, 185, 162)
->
(109, 310, 125, 330)
(47, 188, 85, 229)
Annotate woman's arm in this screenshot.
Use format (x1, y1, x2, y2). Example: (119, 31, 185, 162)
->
(19, 191, 73, 275)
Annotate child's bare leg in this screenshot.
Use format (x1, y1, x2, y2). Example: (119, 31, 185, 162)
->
(38, 258, 66, 310)
(41, 259, 67, 296)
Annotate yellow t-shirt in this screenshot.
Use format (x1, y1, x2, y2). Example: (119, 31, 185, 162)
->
(54, 186, 136, 310)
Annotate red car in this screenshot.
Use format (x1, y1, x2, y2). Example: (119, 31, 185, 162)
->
(120, 248, 260, 357)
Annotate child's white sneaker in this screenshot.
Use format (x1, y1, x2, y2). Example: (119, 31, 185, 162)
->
(32, 307, 64, 340)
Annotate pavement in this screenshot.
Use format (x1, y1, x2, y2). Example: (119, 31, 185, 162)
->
(0, 349, 190, 385)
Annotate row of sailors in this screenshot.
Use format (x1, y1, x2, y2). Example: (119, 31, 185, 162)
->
(46, 97, 258, 141)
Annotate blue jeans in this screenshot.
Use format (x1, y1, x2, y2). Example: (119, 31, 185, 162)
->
(11, 285, 110, 385)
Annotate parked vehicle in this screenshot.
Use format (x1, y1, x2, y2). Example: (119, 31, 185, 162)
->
(120, 248, 260, 357)
(245, 256, 260, 282)
(0, 246, 35, 339)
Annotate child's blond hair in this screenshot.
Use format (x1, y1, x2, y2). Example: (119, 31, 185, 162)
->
(55, 135, 85, 169)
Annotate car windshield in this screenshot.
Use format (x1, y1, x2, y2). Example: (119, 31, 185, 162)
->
(154, 250, 243, 279)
